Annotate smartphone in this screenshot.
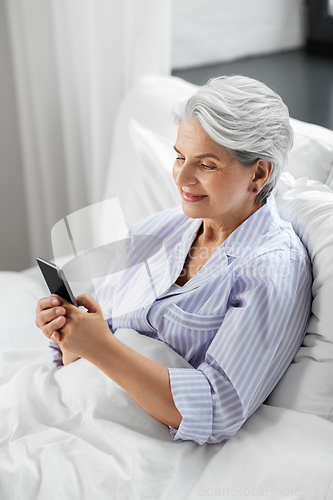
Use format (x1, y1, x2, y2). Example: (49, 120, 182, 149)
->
(36, 257, 78, 306)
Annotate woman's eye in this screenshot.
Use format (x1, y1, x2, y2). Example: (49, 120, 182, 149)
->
(176, 157, 185, 162)
(202, 164, 216, 170)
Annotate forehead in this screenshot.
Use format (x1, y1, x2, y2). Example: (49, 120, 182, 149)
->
(176, 119, 228, 160)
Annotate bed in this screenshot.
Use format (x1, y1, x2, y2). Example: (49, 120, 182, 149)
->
(1, 75, 333, 499)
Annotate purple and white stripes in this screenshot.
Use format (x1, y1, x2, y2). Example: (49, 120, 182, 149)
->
(50, 196, 312, 445)
(111, 197, 311, 444)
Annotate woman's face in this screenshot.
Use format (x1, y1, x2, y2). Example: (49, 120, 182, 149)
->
(173, 119, 261, 230)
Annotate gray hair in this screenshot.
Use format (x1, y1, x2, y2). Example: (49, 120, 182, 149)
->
(173, 75, 293, 203)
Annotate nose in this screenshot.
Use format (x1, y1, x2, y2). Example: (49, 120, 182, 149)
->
(173, 160, 197, 187)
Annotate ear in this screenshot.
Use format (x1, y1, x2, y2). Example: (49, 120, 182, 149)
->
(251, 159, 273, 193)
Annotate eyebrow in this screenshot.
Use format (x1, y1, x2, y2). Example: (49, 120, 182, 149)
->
(173, 145, 221, 161)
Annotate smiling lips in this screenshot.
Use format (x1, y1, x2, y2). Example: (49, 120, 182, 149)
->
(182, 190, 207, 202)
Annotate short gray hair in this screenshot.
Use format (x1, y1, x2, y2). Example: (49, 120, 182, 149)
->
(173, 75, 293, 203)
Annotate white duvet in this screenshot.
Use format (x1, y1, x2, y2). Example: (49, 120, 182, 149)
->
(0, 271, 332, 500)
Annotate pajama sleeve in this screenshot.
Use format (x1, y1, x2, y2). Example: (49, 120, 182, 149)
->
(49, 339, 63, 368)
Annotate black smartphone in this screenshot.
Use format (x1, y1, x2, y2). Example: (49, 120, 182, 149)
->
(36, 257, 78, 306)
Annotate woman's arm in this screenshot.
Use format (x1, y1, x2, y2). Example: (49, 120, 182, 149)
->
(36, 294, 182, 429)
(86, 327, 182, 429)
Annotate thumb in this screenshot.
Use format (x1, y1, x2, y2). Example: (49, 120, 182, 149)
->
(75, 294, 101, 313)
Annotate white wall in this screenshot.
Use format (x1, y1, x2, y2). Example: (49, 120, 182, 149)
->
(172, 0, 306, 69)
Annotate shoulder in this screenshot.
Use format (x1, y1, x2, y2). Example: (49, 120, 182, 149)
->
(236, 233, 311, 305)
(229, 199, 311, 291)
(251, 227, 310, 284)
(253, 197, 310, 264)
(266, 219, 309, 270)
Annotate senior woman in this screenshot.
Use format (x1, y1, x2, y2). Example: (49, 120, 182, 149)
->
(36, 76, 312, 445)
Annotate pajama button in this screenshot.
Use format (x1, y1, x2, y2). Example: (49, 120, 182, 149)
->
(143, 304, 150, 309)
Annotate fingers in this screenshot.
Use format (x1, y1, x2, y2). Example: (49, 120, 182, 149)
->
(36, 295, 62, 314)
(36, 305, 66, 329)
(75, 294, 100, 313)
(42, 314, 66, 340)
(51, 331, 60, 342)
(35, 295, 67, 338)
(36, 294, 101, 343)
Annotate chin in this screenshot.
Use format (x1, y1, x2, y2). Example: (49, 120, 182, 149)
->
(181, 202, 205, 219)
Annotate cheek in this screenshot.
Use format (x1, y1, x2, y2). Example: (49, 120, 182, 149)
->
(210, 172, 248, 199)
(172, 162, 179, 181)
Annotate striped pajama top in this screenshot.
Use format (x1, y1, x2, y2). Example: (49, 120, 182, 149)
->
(50, 196, 312, 445)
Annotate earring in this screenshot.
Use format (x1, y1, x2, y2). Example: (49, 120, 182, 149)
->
(252, 188, 257, 193)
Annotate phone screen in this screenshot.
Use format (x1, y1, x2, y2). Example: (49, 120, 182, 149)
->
(36, 257, 78, 306)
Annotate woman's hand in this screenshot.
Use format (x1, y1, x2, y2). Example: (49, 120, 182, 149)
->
(51, 294, 111, 362)
(35, 295, 80, 365)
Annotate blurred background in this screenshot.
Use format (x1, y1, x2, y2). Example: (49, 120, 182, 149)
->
(1, 0, 332, 272)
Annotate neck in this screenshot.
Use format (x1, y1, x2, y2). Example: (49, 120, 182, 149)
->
(200, 200, 264, 246)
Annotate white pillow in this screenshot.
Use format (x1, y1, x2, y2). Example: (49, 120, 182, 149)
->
(124, 119, 180, 227)
(267, 173, 333, 421)
(326, 167, 333, 191)
(286, 132, 333, 184)
(289, 117, 333, 183)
